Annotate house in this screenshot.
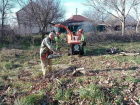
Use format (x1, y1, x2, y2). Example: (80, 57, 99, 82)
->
(16, 2, 56, 35)
(60, 15, 93, 33)
(105, 15, 137, 31)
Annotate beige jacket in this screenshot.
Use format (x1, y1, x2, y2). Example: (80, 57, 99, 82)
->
(40, 36, 58, 58)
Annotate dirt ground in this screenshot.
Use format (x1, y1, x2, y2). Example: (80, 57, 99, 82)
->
(1, 48, 140, 104)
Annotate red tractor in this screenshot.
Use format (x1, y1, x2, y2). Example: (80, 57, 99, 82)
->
(55, 24, 82, 56)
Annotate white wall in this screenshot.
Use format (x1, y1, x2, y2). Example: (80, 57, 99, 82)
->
(17, 8, 57, 35)
(18, 23, 58, 35)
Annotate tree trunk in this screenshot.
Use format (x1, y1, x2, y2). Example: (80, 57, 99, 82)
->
(121, 0, 125, 36)
(1, 12, 5, 39)
(136, 20, 140, 33)
(41, 25, 48, 40)
(122, 19, 125, 36)
(41, 32, 46, 41)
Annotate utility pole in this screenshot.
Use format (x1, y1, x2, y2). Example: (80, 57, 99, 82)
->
(76, 8, 77, 15)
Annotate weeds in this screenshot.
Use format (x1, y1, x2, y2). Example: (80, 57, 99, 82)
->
(65, 89, 73, 101)
(14, 97, 29, 105)
(76, 84, 106, 104)
(55, 88, 64, 100)
(14, 94, 43, 105)
(1, 34, 140, 104)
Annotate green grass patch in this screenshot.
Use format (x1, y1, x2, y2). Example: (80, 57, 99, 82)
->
(125, 76, 140, 83)
(15, 94, 43, 105)
(76, 84, 108, 104)
(0, 43, 4, 48)
(55, 88, 73, 101)
(55, 88, 64, 100)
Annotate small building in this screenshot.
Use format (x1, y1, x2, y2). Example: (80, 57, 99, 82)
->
(105, 15, 137, 31)
(16, 2, 55, 35)
(60, 15, 93, 33)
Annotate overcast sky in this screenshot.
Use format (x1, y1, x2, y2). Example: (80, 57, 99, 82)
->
(11, 0, 88, 20)
(8, 0, 88, 27)
(61, 0, 87, 19)
(10, 0, 137, 27)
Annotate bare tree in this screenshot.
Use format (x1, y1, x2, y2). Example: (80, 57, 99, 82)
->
(0, 0, 14, 38)
(133, 6, 140, 33)
(83, 8, 108, 32)
(17, 0, 65, 40)
(83, 8, 108, 24)
(84, 0, 140, 36)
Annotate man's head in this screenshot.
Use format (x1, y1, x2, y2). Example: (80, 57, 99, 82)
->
(56, 32, 59, 36)
(49, 32, 56, 40)
(78, 29, 83, 33)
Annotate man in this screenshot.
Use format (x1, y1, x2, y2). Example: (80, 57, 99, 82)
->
(40, 32, 62, 78)
(55, 32, 61, 51)
(78, 29, 86, 55)
(77, 29, 83, 40)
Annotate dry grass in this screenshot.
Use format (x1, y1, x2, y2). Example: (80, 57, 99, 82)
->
(0, 33, 140, 104)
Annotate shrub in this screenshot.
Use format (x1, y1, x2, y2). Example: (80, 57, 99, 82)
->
(86, 31, 140, 44)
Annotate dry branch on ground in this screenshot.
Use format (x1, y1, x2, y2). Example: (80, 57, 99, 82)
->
(119, 52, 139, 56)
(45, 66, 96, 78)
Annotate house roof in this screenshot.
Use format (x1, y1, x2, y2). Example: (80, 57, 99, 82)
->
(66, 15, 90, 23)
(16, 1, 37, 13)
(105, 15, 137, 26)
(16, 1, 41, 25)
(61, 15, 91, 25)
